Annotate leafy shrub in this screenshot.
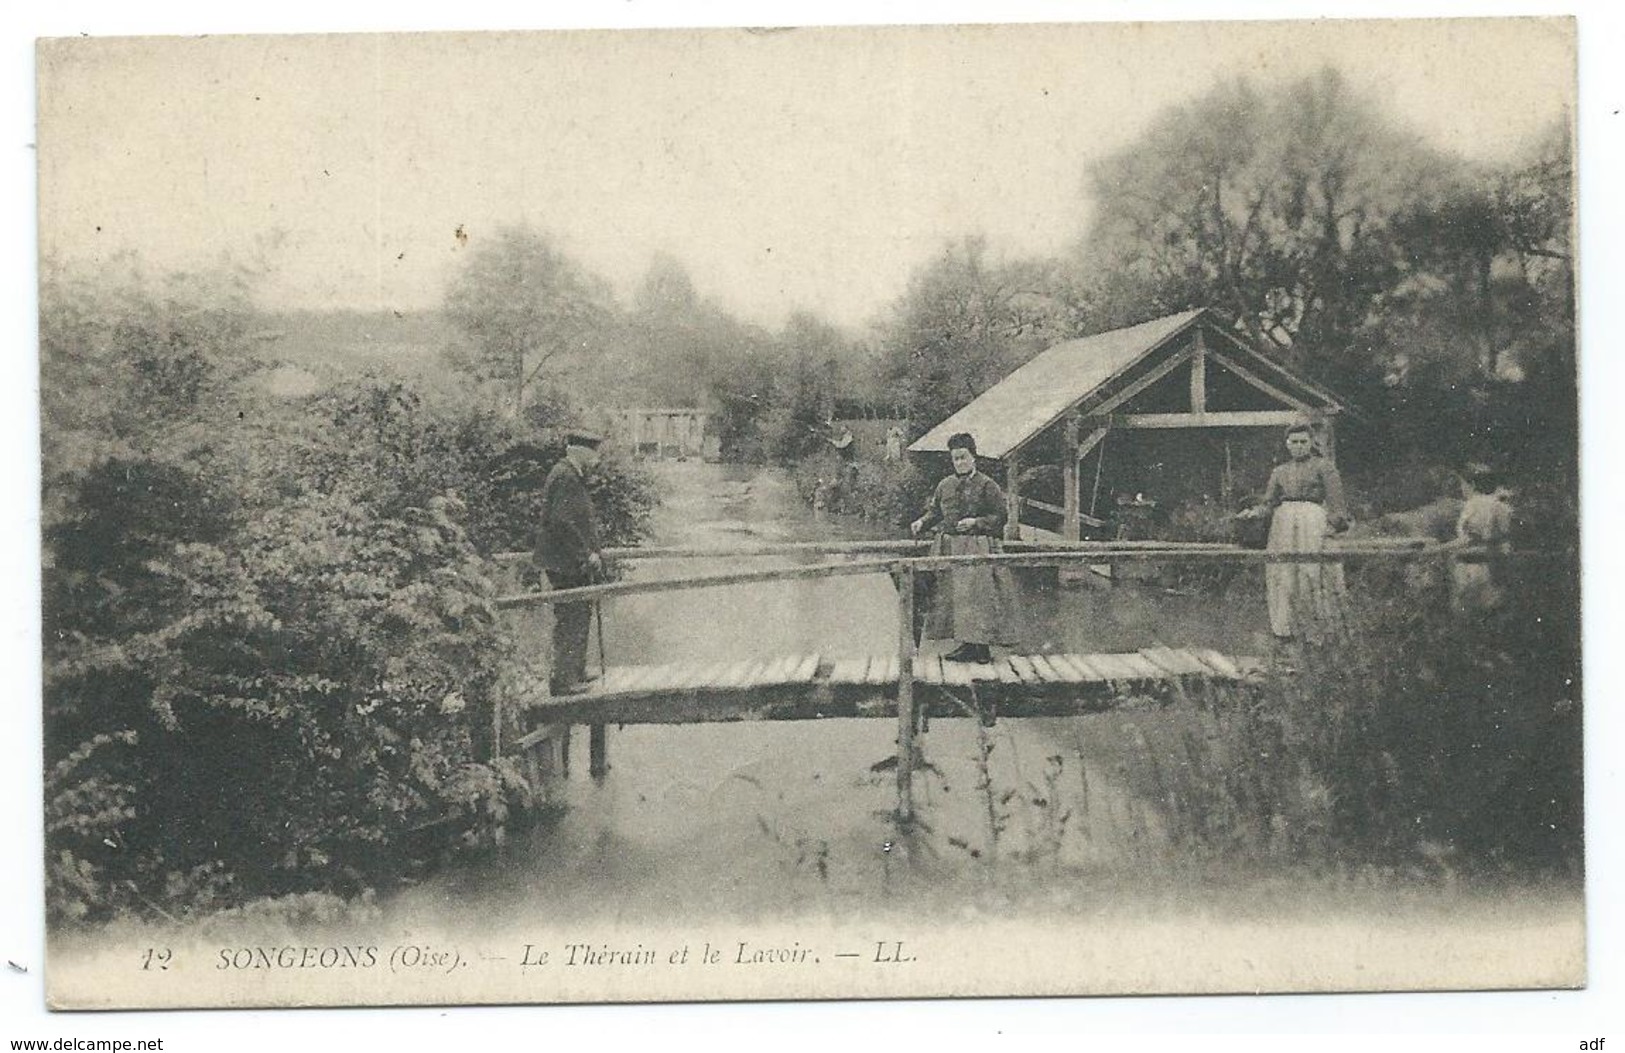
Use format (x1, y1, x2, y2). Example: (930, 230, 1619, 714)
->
(584, 448, 660, 549)
(39, 264, 659, 925)
(289, 380, 658, 556)
(790, 450, 931, 532)
(39, 258, 262, 483)
(43, 460, 525, 922)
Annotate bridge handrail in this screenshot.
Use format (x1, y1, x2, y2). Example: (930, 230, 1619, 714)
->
(490, 537, 1247, 564)
(494, 538, 1571, 819)
(492, 542, 1565, 610)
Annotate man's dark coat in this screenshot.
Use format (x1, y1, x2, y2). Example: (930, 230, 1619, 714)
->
(534, 458, 601, 578)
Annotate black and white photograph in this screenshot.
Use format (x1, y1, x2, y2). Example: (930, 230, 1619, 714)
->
(11, 3, 1618, 1037)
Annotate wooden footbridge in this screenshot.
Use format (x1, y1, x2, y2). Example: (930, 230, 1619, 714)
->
(490, 536, 1480, 819)
(512, 645, 1260, 727)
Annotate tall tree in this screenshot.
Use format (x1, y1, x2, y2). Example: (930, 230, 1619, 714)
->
(1493, 118, 1574, 385)
(763, 311, 847, 462)
(442, 226, 612, 415)
(878, 236, 1072, 432)
(632, 250, 701, 317)
(1364, 118, 1576, 477)
(605, 252, 786, 458)
(1078, 69, 1456, 375)
(617, 252, 715, 405)
(39, 256, 263, 515)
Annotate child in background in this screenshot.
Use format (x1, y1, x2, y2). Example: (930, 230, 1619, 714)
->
(1452, 464, 1514, 613)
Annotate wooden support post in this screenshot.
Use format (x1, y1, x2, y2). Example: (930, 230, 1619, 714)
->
(1190, 327, 1208, 414)
(1222, 436, 1235, 507)
(1085, 410, 1308, 429)
(588, 724, 607, 779)
(1062, 418, 1081, 543)
(1319, 415, 1338, 464)
(1088, 429, 1108, 520)
(896, 564, 916, 824)
(1004, 452, 1022, 542)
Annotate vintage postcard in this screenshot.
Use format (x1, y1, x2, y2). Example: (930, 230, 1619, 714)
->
(33, 16, 1585, 1013)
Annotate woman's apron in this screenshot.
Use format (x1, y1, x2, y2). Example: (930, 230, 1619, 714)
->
(923, 533, 1021, 645)
(1266, 501, 1347, 640)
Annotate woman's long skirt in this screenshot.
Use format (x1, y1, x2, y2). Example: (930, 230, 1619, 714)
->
(923, 533, 1021, 646)
(1265, 501, 1346, 640)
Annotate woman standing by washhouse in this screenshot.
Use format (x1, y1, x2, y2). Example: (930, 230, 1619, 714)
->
(1238, 422, 1351, 643)
(909, 432, 1021, 663)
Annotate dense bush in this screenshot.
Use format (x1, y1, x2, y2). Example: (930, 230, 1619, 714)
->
(295, 381, 658, 556)
(790, 450, 932, 533)
(934, 559, 1583, 885)
(45, 474, 523, 921)
(40, 271, 658, 925)
(1154, 560, 1583, 876)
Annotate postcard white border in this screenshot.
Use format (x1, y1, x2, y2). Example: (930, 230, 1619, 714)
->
(4, 0, 1622, 1045)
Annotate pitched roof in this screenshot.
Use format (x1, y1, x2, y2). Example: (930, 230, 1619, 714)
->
(910, 309, 1204, 458)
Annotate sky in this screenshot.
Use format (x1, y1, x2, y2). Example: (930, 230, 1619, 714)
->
(36, 18, 1575, 330)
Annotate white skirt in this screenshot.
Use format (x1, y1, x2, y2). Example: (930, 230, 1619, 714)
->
(1266, 501, 1347, 640)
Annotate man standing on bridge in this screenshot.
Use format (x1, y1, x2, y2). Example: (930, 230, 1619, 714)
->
(535, 429, 605, 695)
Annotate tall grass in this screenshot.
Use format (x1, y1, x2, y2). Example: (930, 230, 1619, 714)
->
(925, 556, 1581, 886)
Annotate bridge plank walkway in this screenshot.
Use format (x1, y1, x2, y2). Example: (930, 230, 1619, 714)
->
(523, 647, 1264, 725)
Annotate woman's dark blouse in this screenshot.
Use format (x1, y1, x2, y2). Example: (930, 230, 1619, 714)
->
(919, 470, 1008, 537)
(1262, 456, 1349, 531)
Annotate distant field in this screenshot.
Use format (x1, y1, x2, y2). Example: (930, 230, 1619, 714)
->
(250, 308, 644, 405)
(252, 309, 462, 395)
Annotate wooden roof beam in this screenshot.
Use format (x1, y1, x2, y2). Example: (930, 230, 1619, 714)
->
(1083, 409, 1323, 429)
(1078, 347, 1194, 420)
(1206, 348, 1314, 412)
(996, 324, 1206, 462)
(1199, 320, 1355, 416)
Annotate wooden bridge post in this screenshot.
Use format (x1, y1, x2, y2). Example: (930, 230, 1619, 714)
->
(896, 563, 917, 823)
(1062, 417, 1081, 543)
(588, 724, 608, 779)
(1004, 452, 1023, 542)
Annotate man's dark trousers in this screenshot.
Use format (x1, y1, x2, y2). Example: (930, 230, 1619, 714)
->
(546, 567, 593, 691)
(535, 455, 602, 693)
